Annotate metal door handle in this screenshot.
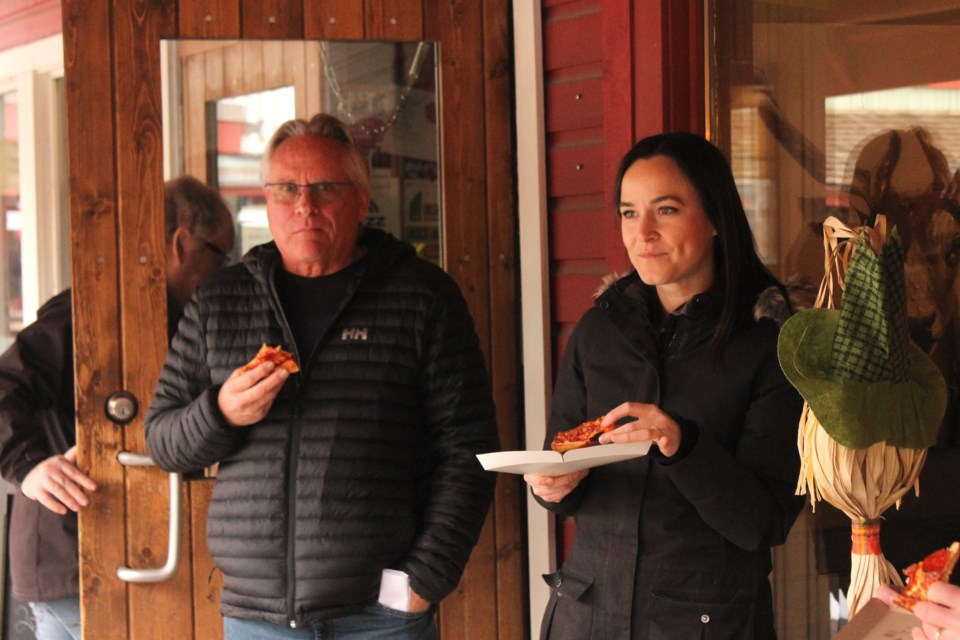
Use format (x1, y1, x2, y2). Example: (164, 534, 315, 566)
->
(115, 451, 181, 583)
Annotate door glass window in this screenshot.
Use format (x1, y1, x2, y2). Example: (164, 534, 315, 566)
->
(165, 40, 442, 266)
(0, 90, 21, 352)
(709, 2, 960, 637)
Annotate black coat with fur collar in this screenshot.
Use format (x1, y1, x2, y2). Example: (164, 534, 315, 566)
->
(536, 272, 805, 640)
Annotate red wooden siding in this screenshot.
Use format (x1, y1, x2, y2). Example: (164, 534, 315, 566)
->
(542, 0, 705, 560)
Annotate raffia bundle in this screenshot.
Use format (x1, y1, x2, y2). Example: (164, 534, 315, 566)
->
(781, 216, 945, 617)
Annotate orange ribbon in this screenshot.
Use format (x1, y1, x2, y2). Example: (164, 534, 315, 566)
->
(851, 521, 882, 556)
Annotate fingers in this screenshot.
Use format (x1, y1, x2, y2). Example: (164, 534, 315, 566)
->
(597, 403, 681, 456)
(408, 588, 431, 613)
(876, 583, 901, 606)
(524, 470, 588, 503)
(913, 587, 960, 639)
(21, 453, 97, 515)
(219, 361, 290, 427)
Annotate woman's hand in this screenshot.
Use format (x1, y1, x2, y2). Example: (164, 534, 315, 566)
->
(877, 582, 960, 639)
(524, 470, 588, 503)
(597, 402, 681, 457)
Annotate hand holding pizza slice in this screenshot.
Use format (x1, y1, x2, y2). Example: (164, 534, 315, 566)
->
(550, 416, 613, 453)
(240, 344, 300, 374)
(892, 541, 960, 613)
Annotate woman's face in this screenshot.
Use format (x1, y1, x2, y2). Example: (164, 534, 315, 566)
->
(619, 155, 717, 310)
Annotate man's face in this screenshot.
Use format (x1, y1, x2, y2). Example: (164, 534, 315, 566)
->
(264, 136, 369, 277)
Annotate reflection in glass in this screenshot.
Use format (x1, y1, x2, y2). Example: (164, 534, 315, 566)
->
(165, 40, 441, 266)
(0, 89, 22, 350)
(710, 3, 960, 637)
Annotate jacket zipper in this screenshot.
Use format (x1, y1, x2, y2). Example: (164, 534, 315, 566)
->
(286, 385, 303, 627)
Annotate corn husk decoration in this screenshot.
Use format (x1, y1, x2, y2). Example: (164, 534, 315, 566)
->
(777, 215, 947, 617)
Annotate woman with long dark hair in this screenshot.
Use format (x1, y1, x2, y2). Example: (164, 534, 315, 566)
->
(525, 132, 805, 639)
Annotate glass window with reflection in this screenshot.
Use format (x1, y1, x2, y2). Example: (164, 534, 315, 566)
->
(709, 2, 960, 637)
(0, 90, 21, 352)
(165, 39, 440, 266)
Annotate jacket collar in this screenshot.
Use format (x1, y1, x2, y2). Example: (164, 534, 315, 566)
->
(241, 228, 416, 286)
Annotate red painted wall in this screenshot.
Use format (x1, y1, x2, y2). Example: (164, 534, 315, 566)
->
(541, 0, 704, 559)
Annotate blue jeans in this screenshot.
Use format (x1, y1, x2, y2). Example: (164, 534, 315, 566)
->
(28, 596, 82, 640)
(224, 605, 436, 640)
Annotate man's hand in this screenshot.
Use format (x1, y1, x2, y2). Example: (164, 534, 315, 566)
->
(409, 588, 431, 613)
(21, 446, 97, 515)
(218, 361, 290, 427)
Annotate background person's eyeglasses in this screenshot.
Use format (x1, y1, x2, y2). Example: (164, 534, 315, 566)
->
(197, 237, 231, 266)
(264, 181, 355, 205)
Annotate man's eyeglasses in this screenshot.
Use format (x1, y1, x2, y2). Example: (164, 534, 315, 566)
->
(197, 237, 231, 267)
(264, 181, 355, 205)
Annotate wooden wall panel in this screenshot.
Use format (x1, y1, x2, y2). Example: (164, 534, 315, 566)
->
(600, 0, 634, 275)
(240, 41, 265, 93)
(547, 136, 604, 198)
(182, 54, 208, 181)
(550, 204, 610, 261)
(190, 482, 223, 639)
(178, 0, 241, 39)
(240, 0, 303, 39)
(543, 3, 602, 71)
(425, 0, 496, 637)
(482, 0, 525, 636)
(261, 40, 286, 89)
(546, 70, 603, 133)
(113, 0, 194, 638)
(366, 0, 423, 41)
(304, 1, 365, 40)
(63, 0, 129, 635)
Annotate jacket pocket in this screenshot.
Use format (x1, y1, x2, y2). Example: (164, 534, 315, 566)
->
(539, 567, 595, 640)
(648, 588, 755, 640)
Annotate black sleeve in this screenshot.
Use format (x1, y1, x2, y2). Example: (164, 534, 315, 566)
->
(0, 290, 75, 485)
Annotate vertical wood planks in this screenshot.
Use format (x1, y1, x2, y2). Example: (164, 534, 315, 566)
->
(482, 0, 525, 636)
(112, 0, 195, 637)
(240, 0, 303, 39)
(425, 1, 496, 637)
(178, 0, 240, 39)
(63, 0, 129, 635)
(366, 0, 423, 41)
(304, 0, 365, 40)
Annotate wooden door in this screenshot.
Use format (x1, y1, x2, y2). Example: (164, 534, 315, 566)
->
(62, 1, 521, 639)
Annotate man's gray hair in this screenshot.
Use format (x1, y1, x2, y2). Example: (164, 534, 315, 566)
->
(259, 113, 371, 198)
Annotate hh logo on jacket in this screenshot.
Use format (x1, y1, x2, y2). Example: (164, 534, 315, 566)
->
(341, 327, 369, 341)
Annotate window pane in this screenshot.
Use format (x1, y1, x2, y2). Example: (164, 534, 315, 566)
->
(711, 3, 960, 637)
(0, 89, 21, 352)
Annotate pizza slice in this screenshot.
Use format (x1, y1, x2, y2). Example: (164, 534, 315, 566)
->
(240, 343, 300, 374)
(892, 541, 960, 612)
(550, 416, 613, 453)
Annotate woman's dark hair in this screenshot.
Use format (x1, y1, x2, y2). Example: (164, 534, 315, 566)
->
(614, 131, 786, 349)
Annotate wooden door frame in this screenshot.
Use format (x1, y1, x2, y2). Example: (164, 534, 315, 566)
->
(62, 1, 520, 638)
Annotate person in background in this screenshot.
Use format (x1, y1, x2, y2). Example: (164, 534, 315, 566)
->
(524, 132, 806, 639)
(878, 581, 960, 639)
(144, 113, 498, 640)
(0, 175, 235, 640)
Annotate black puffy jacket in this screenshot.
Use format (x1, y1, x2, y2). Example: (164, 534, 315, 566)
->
(536, 273, 805, 640)
(145, 229, 498, 627)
